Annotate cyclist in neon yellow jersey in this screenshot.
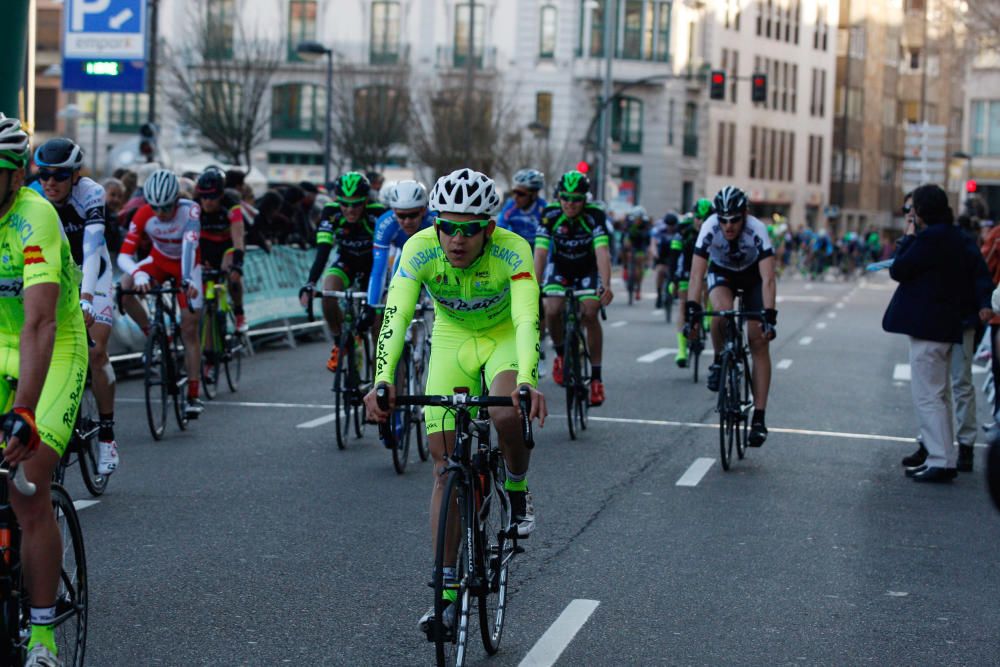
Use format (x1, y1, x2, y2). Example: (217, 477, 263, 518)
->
(0, 114, 88, 667)
(364, 168, 547, 637)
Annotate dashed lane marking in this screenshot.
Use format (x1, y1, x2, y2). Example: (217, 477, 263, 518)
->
(799, 336, 813, 345)
(297, 412, 341, 428)
(893, 364, 911, 381)
(777, 359, 793, 369)
(676, 458, 715, 487)
(637, 348, 674, 363)
(519, 599, 601, 667)
(827, 312, 837, 319)
(816, 322, 827, 330)
(610, 320, 628, 328)
(73, 500, 100, 512)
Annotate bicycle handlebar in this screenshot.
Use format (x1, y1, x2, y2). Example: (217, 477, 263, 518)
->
(118, 283, 195, 313)
(0, 464, 36, 497)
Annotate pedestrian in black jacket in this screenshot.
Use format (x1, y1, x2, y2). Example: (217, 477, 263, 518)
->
(883, 184, 988, 482)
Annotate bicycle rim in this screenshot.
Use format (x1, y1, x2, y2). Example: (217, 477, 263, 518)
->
(172, 332, 189, 430)
(224, 313, 243, 392)
(435, 472, 471, 667)
(718, 355, 733, 470)
(334, 339, 349, 450)
(77, 388, 107, 496)
(51, 484, 87, 666)
(478, 464, 512, 654)
(199, 307, 219, 400)
(392, 348, 412, 475)
(577, 340, 590, 431)
(739, 356, 754, 458)
(564, 331, 579, 440)
(352, 335, 370, 439)
(144, 330, 167, 440)
(692, 337, 702, 384)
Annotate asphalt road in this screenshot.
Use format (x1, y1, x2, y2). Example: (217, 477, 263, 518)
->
(66, 270, 1000, 666)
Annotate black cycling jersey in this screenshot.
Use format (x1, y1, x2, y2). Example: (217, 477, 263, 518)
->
(535, 204, 609, 278)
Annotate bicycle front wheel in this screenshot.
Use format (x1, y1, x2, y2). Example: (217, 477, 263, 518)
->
(564, 329, 579, 441)
(143, 328, 168, 440)
(171, 329, 189, 431)
(478, 460, 512, 654)
(224, 311, 244, 393)
(199, 305, 220, 400)
(51, 484, 88, 666)
(353, 333, 371, 439)
(391, 345, 413, 475)
(718, 354, 735, 471)
(333, 335, 351, 450)
(737, 353, 754, 460)
(435, 472, 472, 667)
(76, 387, 108, 497)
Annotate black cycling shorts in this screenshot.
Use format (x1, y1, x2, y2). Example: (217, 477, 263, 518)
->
(707, 264, 764, 312)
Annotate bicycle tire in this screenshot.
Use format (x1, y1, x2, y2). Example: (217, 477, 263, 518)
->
(416, 336, 431, 461)
(224, 311, 243, 393)
(353, 334, 371, 439)
(171, 328, 189, 431)
(333, 334, 351, 450)
(577, 336, 590, 432)
(143, 327, 168, 440)
(718, 354, 735, 471)
(51, 484, 88, 666)
(478, 453, 511, 654)
(737, 353, 754, 460)
(434, 471, 472, 667)
(0, 545, 21, 664)
(76, 387, 108, 497)
(691, 336, 702, 384)
(564, 328, 579, 441)
(391, 346, 412, 475)
(199, 303, 220, 400)
(663, 284, 673, 323)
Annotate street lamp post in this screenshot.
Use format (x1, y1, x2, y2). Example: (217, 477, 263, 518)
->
(297, 41, 333, 186)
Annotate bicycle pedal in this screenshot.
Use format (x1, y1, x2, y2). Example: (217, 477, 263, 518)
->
(513, 544, 526, 554)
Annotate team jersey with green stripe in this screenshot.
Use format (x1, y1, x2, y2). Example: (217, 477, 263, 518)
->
(535, 204, 609, 278)
(375, 226, 540, 387)
(0, 187, 85, 340)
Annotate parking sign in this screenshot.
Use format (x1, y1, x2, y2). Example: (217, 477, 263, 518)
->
(63, 0, 146, 60)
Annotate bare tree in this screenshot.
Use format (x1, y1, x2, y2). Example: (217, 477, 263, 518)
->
(960, 1, 1000, 48)
(497, 128, 577, 193)
(163, 10, 282, 167)
(409, 77, 524, 177)
(330, 67, 412, 171)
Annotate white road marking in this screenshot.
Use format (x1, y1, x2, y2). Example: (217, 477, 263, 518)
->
(816, 322, 827, 330)
(836, 302, 845, 309)
(118, 397, 336, 410)
(73, 500, 100, 512)
(519, 599, 600, 667)
(297, 412, 341, 428)
(637, 348, 674, 363)
(827, 312, 837, 319)
(610, 320, 628, 328)
(799, 336, 813, 345)
(893, 364, 911, 381)
(776, 295, 828, 303)
(777, 359, 793, 369)
(676, 458, 715, 487)
(804, 283, 813, 290)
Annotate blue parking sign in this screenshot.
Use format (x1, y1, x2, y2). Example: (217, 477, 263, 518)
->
(63, 0, 146, 60)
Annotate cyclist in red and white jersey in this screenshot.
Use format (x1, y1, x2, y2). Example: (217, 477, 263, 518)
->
(117, 169, 206, 417)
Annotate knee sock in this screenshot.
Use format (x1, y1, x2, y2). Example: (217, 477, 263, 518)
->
(98, 413, 115, 442)
(591, 365, 602, 382)
(28, 606, 56, 653)
(504, 467, 527, 492)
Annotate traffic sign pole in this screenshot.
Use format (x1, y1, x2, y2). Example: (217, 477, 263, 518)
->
(0, 2, 30, 118)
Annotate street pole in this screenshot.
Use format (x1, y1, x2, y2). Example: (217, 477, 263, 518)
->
(324, 50, 332, 186)
(148, 0, 159, 124)
(464, 0, 475, 164)
(597, 0, 615, 202)
(92, 95, 100, 178)
(0, 1, 30, 118)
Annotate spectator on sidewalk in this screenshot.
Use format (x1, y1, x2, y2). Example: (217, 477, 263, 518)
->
(883, 184, 978, 483)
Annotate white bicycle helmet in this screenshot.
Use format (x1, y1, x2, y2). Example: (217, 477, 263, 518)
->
(428, 168, 501, 215)
(0, 114, 30, 170)
(512, 168, 544, 192)
(384, 180, 428, 210)
(144, 169, 180, 207)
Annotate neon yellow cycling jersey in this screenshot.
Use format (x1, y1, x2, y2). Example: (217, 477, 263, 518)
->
(0, 187, 84, 339)
(375, 226, 540, 388)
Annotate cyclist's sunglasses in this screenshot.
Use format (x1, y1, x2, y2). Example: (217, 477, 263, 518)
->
(151, 203, 176, 214)
(512, 190, 532, 198)
(559, 193, 586, 202)
(337, 197, 366, 207)
(395, 210, 423, 220)
(718, 215, 743, 226)
(436, 217, 489, 237)
(38, 168, 73, 182)
(198, 190, 223, 200)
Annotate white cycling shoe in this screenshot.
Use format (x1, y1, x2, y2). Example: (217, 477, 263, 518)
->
(24, 644, 62, 667)
(97, 440, 119, 475)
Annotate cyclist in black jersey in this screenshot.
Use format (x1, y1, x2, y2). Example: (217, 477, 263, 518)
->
(299, 172, 387, 372)
(534, 170, 613, 406)
(673, 199, 711, 367)
(195, 168, 247, 332)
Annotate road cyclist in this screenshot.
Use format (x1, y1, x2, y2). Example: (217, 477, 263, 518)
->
(651, 212, 679, 311)
(363, 168, 547, 641)
(194, 167, 247, 334)
(686, 186, 778, 447)
(0, 114, 89, 667)
(117, 169, 206, 419)
(673, 199, 712, 369)
(534, 170, 614, 407)
(33, 137, 120, 476)
(621, 206, 652, 304)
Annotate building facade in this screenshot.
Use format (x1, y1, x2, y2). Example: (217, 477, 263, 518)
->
(963, 46, 1000, 220)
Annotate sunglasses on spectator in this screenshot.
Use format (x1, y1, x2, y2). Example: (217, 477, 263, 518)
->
(436, 217, 489, 237)
(38, 169, 73, 182)
(337, 197, 366, 208)
(395, 210, 423, 220)
(902, 204, 912, 214)
(559, 193, 586, 202)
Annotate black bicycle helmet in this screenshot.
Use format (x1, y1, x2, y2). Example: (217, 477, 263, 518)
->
(713, 186, 748, 218)
(662, 213, 679, 226)
(195, 168, 225, 198)
(556, 170, 590, 196)
(333, 171, 371, 202)
(34, 138, 84, 170)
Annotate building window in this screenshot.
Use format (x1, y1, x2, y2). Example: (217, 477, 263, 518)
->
(681, 180, 693, 212)
(621, 0, 643, 59)
(535, 92, 553, 129)
(288, 0, 317, 61)
(726, 122, 736, 176)
(667, 98, 675, 146)
(454, 3, 485, 67)
(971, 100, 1000, 156)
(354, 85, 406, 144)
(730, 50, 739, 102)
(35, 88, 58, 133)
(749, 126, 758, 178)
(540, 5, 557, 58)
(835, 87, 863, 120)
(790, 64, 798, 113)
(654, 1, 672, 62)
(620, 166, 641, 203)
(271, 83, 325, 139)
(714, 122, 727, 176)
(815, 135, 823, 183)
(682, 101, 697, 157)
(583, 0, 606, 57)
(612, 96, 643, 152)
(206, 0, 234, 59)
(108, 93, 148, 133)
(268, 151, 323, 165)
(371, 1, 401, 64)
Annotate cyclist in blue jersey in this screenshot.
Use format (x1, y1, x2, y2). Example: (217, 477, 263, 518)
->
(498, 168, 547, 247)
(362, 180, 435, 333)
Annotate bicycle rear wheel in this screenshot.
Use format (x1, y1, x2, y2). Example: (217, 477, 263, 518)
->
(718, 354, 736, 471)
(353, 334, 371, 439)
(171, 328, 189, 430)
(479, 457, 512, 654)
(143, 328, 168, 440)
(577, 339, 590, 432)
(416, 336, 431, 461)
(51, 484, 88, 666)
(333, 335, 351, 450)
(564, 329, 579, 441)
(391, 346, 413, 474)
(663, 284, 673, 323)
(76, 388, 108, 497)
(199, 306, 220, 400)
(691, 335, 702, 384)
(223, 311, 244, 393)
(434, 472, 472, 667)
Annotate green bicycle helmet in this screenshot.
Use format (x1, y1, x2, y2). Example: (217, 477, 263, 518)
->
(332, 171, 371, 203)
(694, 197, 713, 219)
(556, 170, 590, 196)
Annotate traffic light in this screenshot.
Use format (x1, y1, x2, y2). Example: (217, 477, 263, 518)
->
(751, 73, 767, 103)
(576, 160, 591, 174)
(139, 122, 158, 162)
(709, 70, 726, 100)
(966, 179, 978, 193)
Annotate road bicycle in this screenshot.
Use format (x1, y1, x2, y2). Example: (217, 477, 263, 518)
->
(0, 460, 87, 666)
(119, 280, 191, 440)
(387, 302, 431, 474)
(199, 268, 247, 399)
(52, 380, 108, 497)
(378, 386, 533, 667)
(624, 251, 643, 306)
(704, 298, 764, 471)
(547, 289, 604, 440)
(659, 278, 674, 323)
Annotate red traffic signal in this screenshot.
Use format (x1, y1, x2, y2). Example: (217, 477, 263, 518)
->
(709, 70, 726, 100)
(966, 179, 977, 193)
(751, 73, 767, 103)
(576, 160, 590, 174)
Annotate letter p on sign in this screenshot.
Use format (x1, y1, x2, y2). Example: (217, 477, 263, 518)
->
(72, 0, 113, 31)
